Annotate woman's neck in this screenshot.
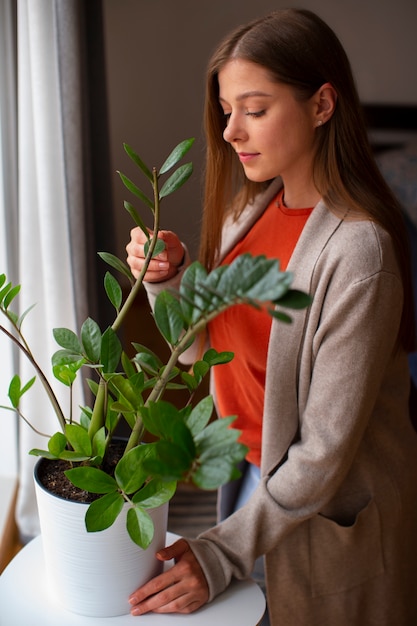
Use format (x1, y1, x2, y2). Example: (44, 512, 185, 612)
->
(280, 188, 320, 209)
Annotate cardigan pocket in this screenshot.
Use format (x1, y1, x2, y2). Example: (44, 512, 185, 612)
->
(310, 497, 385, 597)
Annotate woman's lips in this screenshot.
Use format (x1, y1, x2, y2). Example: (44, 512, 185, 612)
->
(238, 152, 260, 163)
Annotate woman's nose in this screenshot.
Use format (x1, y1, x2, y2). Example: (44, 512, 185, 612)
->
(223, 115, 245, 143)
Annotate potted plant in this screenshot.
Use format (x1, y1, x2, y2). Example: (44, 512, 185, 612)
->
(0, 138, 310, 616)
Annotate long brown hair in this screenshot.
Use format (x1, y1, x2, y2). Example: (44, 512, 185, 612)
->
(199, 8, 415, 351)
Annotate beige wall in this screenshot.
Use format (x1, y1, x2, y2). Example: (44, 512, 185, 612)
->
(103, 0, 417, 258)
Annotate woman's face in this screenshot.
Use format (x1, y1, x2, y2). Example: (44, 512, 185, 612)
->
(218, 59, 319, 190)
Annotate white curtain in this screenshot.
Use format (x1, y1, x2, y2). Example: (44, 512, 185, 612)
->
(0, 0, 19, 482)
(0, 0, 94, 541)
(1, 0, 113, 542)
(15, 0, 86, 540)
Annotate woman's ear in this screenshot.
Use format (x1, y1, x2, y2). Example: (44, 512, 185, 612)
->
(314, 82, 337, 127)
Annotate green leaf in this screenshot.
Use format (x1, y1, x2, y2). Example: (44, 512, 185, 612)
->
(98, 252, 134, 282)
(53, 359, 84, 386)
(131, 344, 162, 368)
(123, 143, 153, 181)
(92, 427, 106, 460)
(8, 375, 22, 408)
(29, 448, 59, 459)
(140, 402, 193, 448)
(51, 349, 84, 367)
(81, 317, 102, 362)
(100, 327, 122, 373)
(80, 404, 93, 428)
(53, 328, 83, 353)
(269, 310, 292, 324)
(124, 201, 149, 236)
(215, 254, 283, 302)
(159, 162, 193, 199)
(200, 255, 268, 306)
(104, 396, 121, 432)
(132, 479, 176, 508)
(65, 423, 92, 456)
(144, 237, 166, 258)
(58, 450, 92, 462)
(273, 288, 312, 309)
(154, 290, 184, 345)
(193, 454, 246, 490)
(195, 415, 241, 457)
(117, 171, 154, 210)
(8, 375, 35, 407)
(0, 281, 12, 304)
(121, 351, 137, 377)
(185, 396, 213, 436)
(203, 348, 234, 366)
(104, 272, 123, 311)
(17, 303, 36, 330)
(192, 360, 210, 383)
(179, 262, 208, 324)
(48, 431, 68, 457)
(159, 138, 195, 175)
(133, 351, 160, 376)
(21, 376, 36, 396)
(86, 378, 99, 396)
(180, 371, 198, 392)
(111, 405, 136, 429)
(65, 466, 118, 493)
(3, 284, 20, 309)
(115, 444, 156, 494)
(108, 374, 144, 411)
(126, 505, 154, 548)
(4, 309, 18, 325)
(85, 492, 125, 532)
(143, 441, 193, 481)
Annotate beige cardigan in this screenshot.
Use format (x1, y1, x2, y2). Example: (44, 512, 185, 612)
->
(146, 180, 417, 625)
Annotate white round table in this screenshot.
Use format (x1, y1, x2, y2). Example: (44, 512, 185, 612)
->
(0, 533, 265, 626)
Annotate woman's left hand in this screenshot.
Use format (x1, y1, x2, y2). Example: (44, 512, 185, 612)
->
(129, 538, 209, 615)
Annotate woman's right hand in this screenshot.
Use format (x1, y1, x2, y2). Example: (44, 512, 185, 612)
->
(126, 227, 185, 282)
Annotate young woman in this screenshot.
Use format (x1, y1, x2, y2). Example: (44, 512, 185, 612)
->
(126, 9, 417, 625)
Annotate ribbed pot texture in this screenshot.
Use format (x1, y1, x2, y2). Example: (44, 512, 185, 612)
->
(34, 458, 168, 617)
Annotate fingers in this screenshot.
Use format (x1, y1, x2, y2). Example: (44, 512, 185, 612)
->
(129, 540, 209, 616)
(155, 537, 189, 561)
(160, 230, 185, 266)
(126, 228, 184, 282)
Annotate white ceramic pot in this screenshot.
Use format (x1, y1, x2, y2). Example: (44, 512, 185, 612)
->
(34, 459, 168, 617)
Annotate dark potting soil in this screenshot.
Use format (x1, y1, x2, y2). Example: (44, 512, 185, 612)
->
(36, 441, 126, 504)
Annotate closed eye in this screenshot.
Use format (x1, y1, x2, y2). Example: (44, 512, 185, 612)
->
(246, 110, 266, 118)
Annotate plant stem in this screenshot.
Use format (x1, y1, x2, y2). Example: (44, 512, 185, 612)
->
(124, 306, 228, 454)
(90, 170, 162, 440)
(0, 323, 66, 432)
(0, 404, 51, 438)
(112, 169, 161, 334)
(88, 377, 107, 438)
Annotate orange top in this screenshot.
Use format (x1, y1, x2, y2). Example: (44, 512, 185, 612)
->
(209, 189, 313, 466)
